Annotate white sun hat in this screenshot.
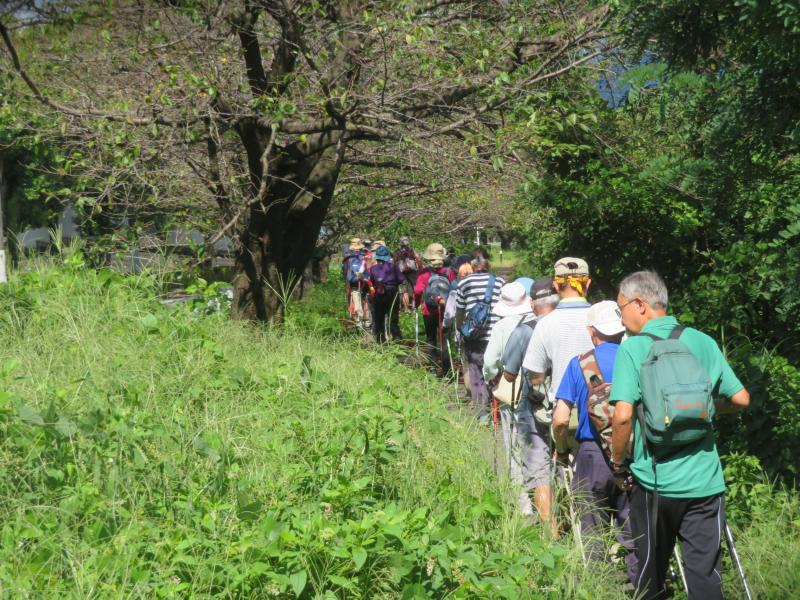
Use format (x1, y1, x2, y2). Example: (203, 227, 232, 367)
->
(493, 282, 533, 318)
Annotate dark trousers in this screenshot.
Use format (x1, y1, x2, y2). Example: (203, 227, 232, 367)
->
(403, 272, 418, 304)
(573, 441, 638, 584)
(372, 288, 401, 342)
(423, 312, 448, 372)
(630, 485, 725, 600)
(463, 339, 490, 418)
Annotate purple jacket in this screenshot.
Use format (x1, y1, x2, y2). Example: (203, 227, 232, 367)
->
(369, 262, 405, 288)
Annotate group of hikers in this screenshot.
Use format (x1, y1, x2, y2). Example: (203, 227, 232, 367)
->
(341, 238, 751, 599)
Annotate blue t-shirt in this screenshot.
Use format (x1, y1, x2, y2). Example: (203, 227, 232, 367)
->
(555, 342, 620, 441)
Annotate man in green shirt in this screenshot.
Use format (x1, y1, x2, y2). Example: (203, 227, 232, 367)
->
(609, 271, 750, 600)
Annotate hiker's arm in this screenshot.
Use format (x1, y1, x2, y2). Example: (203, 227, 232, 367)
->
(715, 388, 750, 415)
(552, 400, 572, 454)
(611, 401, 634, 465)
(528, 371, 545, 385)
(483, 331, 501, 381)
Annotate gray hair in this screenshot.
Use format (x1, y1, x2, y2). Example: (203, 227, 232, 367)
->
(619, 270, 668, 309)
(471, 256, 489, 271)
(534, 293, 560, 310)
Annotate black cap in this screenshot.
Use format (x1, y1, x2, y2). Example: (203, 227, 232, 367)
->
(532, 277, 554, 300)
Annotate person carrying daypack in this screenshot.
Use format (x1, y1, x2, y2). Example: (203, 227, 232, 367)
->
(455, 255, 505, 420)
(493, 278, 558, 532)
(393, 236, 423, 310)
(482, 281, 538, 520)
(368, 245, 405, 342)
(342, 238, 367, 325)
(414, 243, 455, 374)
(552, 300, 638, 586)
(609, 271, 750, 600)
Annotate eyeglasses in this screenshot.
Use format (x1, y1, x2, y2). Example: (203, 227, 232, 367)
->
(616, 298, 639, 317)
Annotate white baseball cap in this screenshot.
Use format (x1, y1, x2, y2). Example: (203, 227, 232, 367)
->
(587, 300, 625, 336)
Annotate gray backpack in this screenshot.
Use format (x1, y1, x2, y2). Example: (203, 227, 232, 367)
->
(637, 325, 715, 450)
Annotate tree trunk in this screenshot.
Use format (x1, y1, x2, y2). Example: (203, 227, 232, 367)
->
(231, 129, 344, 323)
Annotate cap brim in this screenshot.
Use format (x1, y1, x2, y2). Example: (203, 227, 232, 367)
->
(592, 321, 625, 336)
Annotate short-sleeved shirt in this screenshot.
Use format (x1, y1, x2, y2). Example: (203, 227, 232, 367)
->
(556, 342, 620, 441)
(414, 267, 456, 317)
(502, 317, 538, 417)
(610, 316, 745, 499)
(521, 297, 593, 403)
(455, 273, 506, 342)
(483, 314, 535, 382)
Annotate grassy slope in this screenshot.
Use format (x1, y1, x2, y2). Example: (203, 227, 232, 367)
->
(0, 259, 796, 598)
(0, 263, 567, 598)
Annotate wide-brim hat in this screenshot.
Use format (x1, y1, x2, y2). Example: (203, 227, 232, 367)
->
(348, 240, 364, 252)
(375, 246, 392, 262)
(493, 282, 533, 318)
(373, 240, 386, 249)
(423, 242, 446, 261)
(399, 236, 410, 246)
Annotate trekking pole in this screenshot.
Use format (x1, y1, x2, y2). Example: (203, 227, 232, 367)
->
(414, 302, 419, 357)
(508, 385, 515, 478)
(725, 521, 754, 600)
(437, 306, 443, 370)
(387, 290, 398, 341)
(559, 463, 584, 555)
(673, 545, 689, 594)
(492, 398, 499, 476)
(445, 337, 458, 400)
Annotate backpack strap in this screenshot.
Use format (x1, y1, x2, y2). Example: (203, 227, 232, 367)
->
(668, 325, 686, 340)
(638, 332, 660, 341)
(483, 274, 496, 304)
(639, 324, 685, 342)
(578, 349, 604, 388)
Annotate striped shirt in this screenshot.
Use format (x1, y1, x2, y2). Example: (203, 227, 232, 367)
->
(521, 297, 593, 403)
(455, 272, 506, 342)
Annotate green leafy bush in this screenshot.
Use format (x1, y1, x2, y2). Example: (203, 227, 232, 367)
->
(0, 264, 564, 598)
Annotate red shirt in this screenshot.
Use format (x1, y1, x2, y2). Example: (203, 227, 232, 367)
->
(414, 267, 455, 317)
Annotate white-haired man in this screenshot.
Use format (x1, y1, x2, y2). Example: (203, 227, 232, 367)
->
(610, 270, 750, 600)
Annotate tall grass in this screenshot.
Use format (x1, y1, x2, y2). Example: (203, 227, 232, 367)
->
(0, 262, 556, 597)
(0, 259, 796, 598)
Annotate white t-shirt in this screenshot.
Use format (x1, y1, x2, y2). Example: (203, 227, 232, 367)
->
(522, 298, 593, 402)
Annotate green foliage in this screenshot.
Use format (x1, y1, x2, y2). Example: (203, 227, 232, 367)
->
(0, 264, 566, 598)
(0, 102, 64, 237)
(511, 32, 799, 477)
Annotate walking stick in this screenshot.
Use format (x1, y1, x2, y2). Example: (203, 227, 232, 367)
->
(725, 521, 754, 600)
(414, 301, 419, 357)
(673, 545, 689, 594)
(508, 380, 516, 478)
(445, 336, 458, 400)
(559, 462, 584, 554)
(492, 398, 499, 476)
(438, 305, 445, 376)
